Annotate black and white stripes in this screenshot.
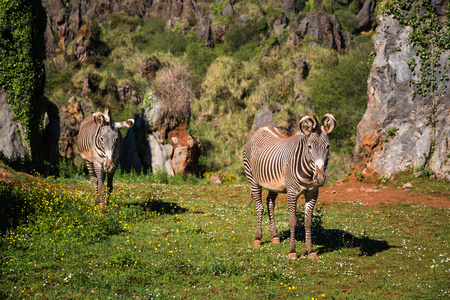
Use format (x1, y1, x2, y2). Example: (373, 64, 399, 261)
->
(77, 106, 134, 209)
(243, 114, 336, 259)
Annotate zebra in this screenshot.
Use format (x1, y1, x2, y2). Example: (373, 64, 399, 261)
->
(243, 114, 336, 259)
(77, 105, 134, 209)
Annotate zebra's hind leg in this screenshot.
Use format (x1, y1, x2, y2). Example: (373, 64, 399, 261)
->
(251, 183, 263, 246)
(304, 189, 319, 259)
(267, 191, 280, 244)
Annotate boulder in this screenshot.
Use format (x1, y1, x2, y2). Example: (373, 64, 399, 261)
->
(222, 0, 235, 18)
(356, 0, 377, 34)
(281, 0, 297, 14)
(0, 89, 27, 160)
(354, 15, 450, 179)
(168, 124, 200, 175)
(252, 106, 277, 131)
(197, 16, 214, 47)
(296, 14, 346, 51)
(149, 132, 175, 176)
(140, 56, 161, 80)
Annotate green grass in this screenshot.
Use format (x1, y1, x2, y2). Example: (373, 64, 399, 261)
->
(1, 168, 449, 299)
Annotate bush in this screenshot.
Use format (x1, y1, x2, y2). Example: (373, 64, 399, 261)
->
(335, 9, 359, 33)
(306, 34, 373, 152)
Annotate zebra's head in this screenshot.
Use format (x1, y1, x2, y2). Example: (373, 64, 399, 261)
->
(299, 114, 336, 187)
(94, 106, 134, 173)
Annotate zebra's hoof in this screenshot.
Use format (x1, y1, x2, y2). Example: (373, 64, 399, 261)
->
(307, 252, 318, 259)
(288, 252, 298, 259)
(271, 237, 281, 244)
(253, 240, 261, 246)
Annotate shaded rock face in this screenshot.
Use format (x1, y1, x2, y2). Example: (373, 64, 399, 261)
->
(354, 15, 450, 180)
(59, 96, 90, 160)
(0, 89, 27, 160)
(38, 103, 60, 165)
(296, 14, 345, 51)
(119, 116, 152, 173)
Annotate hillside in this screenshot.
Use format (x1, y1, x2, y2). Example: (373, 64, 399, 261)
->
(33, 0, 374, 178)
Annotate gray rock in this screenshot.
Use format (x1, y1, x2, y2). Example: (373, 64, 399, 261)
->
(296, 14, 345, 51)
(354, 15, 450, 179)
(0, 89, 27, 160)
(356, 0, 377, 33)
(402, 182, 412, 189)
(222, 0, 235, 18)
(149, 132, 175, 175)
(252, 106, 276, 131)
(197, 16, 214, 47)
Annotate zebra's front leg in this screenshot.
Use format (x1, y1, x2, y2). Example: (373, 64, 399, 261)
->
(251, 184, 264, 246)
(106, 169, 116, 201)
(86, 161, 100, 204)
(287, 191, 299, 259)
(94, 162, 107, 209)
(304, 189, 319, 259)
(267, 191, 280, 244)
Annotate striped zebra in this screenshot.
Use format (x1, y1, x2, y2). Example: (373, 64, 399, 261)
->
(243, 114, 336, 259)
(77, 106, 134, 209)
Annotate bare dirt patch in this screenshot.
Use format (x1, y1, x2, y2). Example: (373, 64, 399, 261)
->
(319, 179, 449, 209)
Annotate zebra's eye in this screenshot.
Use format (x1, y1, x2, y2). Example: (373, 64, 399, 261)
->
(308, 144, 312, 150)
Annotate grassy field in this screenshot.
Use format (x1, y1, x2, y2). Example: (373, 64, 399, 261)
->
(0, 168, 449, 299)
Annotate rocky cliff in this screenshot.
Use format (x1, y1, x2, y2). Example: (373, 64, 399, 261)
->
(354, 13, 450, 181)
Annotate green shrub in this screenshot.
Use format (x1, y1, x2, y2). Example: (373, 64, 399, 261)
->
(387, 126, 397, 137)
(186, 42, 217, 77)
(306, 34, 373, 152)
(335, 9, 359, 33)
(413, 165, 435, 177)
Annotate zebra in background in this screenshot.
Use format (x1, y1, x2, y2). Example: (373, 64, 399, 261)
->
(77, 105, 134, 209)
(243, 114, 336, 259)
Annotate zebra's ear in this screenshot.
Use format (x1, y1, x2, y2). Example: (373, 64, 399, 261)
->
(322, 114, 336, 134)
(93, 112, 106, 127)
(104, 105, 112, 123)
(115, 119, 135, 129)
(299, 116, 315, 135)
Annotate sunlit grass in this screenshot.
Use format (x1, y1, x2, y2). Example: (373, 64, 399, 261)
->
(0, 169, 449, 299)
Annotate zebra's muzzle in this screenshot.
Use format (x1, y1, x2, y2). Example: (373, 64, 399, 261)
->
(313, 165, 326, 186)
(104, 156, 115, 173)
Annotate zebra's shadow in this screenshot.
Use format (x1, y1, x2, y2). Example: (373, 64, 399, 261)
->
(123, 194, 190, 216)
(278, 212, 393, 256)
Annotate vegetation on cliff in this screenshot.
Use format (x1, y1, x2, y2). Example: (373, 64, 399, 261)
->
(0, 0, 47, 156)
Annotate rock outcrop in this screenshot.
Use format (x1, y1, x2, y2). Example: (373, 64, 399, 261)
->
(42, 0, 202, 64)
(356, 0, 377, 34)
(354, 14, 450, 180)
(296, 14, 345, 51)
(59, 96, 87, 160)
(0, 89, 27, 160)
